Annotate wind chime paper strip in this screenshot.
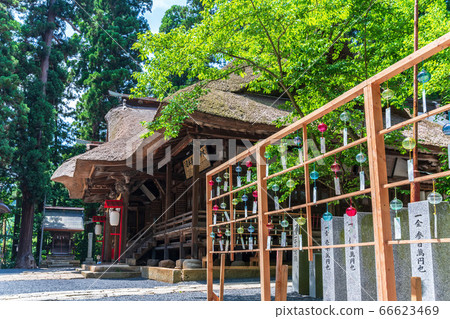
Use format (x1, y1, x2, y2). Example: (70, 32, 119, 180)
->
(320, 137, 326, 154)
(274, 196, 280, 210)
(423, 88, 427, 113)
(224, 211, 230, 222)
(281, 155, 287, 170)
(212, 239, 215, 251)
(334, 176, 341, 195)
(434, 214, 437, 239)
(213, 214, 217, 225)
(240, 237, 246, 250)
(266, 164, 269, 177)
(247, 170, 251, 182)
(219, 239, 224, 251)
(252, 201, 257, 214)
(299, 235, 303, 251)
(386, 107, 391, 129)
(281, 231, 287, 247)
(225, 239, 229, 251)
(249, 236, 253, 250)
(224, 181, 228, 192)
(236, 176, 241, 187)
(448, 143, 450, 169)
(313, 187, 317, 203)
(233, 209, 236, 220)
(298, 148, 303, 164)
(343, 127, 348, 146)
(244, 206, 248, 218)
(216, 186, 220, 196)
(394, 217, 401, 240)
(267, 235, 271, 250)
(359, 171, 365, 191)
(407, 159, 414, 181)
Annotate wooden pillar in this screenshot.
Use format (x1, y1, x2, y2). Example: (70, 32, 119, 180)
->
(364, 83, 397, 301)
(120, 191, 129, 262)
(206, 170, 214, 301)
(219, 253, 225, 301)
(411, 0, 420, 202)
(192, 164, 199, 259)
(256, 145, 271, 301)
(164, 162, 172, 260)
(104, 209, 112, 262)
(303, 125, 313, 261)
(411, 277, 422, 301)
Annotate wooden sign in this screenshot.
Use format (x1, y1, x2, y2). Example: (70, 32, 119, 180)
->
(183, 146, 211, 179)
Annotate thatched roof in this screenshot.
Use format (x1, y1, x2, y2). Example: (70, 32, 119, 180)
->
(0, 202, 10, 214)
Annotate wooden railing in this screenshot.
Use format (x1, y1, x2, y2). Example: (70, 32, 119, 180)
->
(206, 32, 450, 301)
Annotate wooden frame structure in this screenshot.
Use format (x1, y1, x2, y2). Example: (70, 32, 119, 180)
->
(206, 32, 450, 301)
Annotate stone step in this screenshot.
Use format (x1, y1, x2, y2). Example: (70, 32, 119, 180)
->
(81, 271, 142, 279)
(85, 264, 141, 273)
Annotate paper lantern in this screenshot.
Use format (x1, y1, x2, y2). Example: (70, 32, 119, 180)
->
(94, 223, 103, 236)
(109, 208, 120, 226)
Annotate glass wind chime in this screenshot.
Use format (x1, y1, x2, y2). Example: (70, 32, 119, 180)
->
(323, 203, 333, 221)
(213, 203, 219, 225)
(246, 160, 252, 182)
(427, 179, 442, 239)
(248, 223, 255, 250)
(330, 156, 341, 195)
(232, 198, 239, 219)
(223, 172, 229, 191)
(340, 111, 350, 146)
(220, 200, 229, 222)
(242, 194, 248, 218)
(215, 176, 222, 196)
(382, 85, 394, 129)
(286, 175, 295, 207)
(252, 190, 258, 214)
(418, 68, 431, 113)
(318, 122, 328, 154)
(209, 179, 214, 198)
(390, 188, 403, 240)
(266, 216, 274, 249)
(346, 199, 357, 235)
(264, 151, 271, 176)
(210, 228, 215, 251)
(237, 222, 245, 249)
(294, 132, 303, 164)
(225, 227, 231, 251)
(356, 148, 367, 191)
(402, 137, 416, 182)
(296, 212, 306, 250)
(272, 184, 280, 210)
(280, 213, 289, 247)
(235, 165, 242, 187)
(279, 140, 288, 170)
(310, 163, 319, 203)
(442, 111, 450, 169)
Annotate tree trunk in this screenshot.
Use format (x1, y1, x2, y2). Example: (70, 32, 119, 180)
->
(40, 0, 56, 92)
(11, 205, 21, 261)
(15, 188, 36, 268)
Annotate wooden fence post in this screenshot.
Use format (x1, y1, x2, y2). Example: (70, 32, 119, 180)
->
(219, 254, 225, 301)
(411, 277, 422, 301)
(364, 83, 397, 301)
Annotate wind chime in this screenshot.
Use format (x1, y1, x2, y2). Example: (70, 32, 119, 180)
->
(442, 113, 450, 169)
(427, 179, 442, 239)
(225, 227, 231, 251)
(272, 184, 280, 210)
(266, 217, 274, 249)
(356, 149, 367, 191)
(235, 165, 242, 187)
(242, 194, 248, 218)
(248, 224, 255, 250)
(246, 160, 252, 182)
(215, 176, 222, 196)
(294, 131, 303, 164)
(223, 172, 229, 191)
(390, 188, 403, 240)
(210, 229, 215, 252)
(296, 212, 306, 250)
(232, 198, 239, 219)
(280, 214, 289, 247)
(286, 175, 295, 207)
(340, 111, 350, 146)
(418, 68, 431, 113)
(213, 203, 219, 225)
(279, 140, 288, 170)
(318, 122, 328, 154)
(346, 199, 357, 235)
(402, 137, 416, 182)
(330, 156, 341, 195)
(252, 190, 258, 214)
(264, 150, 271, 176)
(310, 163, 319, 203)
(323, 203, 333, 221)
(217, 228, 224, 251)
(220, 200, 229, 222)
(381, 85, 394, 129)
(209, 179, 214, 198)
(237, 222, 245, 249)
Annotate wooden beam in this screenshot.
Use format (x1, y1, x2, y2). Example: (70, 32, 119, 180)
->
(303, 125, 313, 261)
(256, 145, 271, 301)
(192, 164, 199, 259)
(364, 83, 397, 301)
(206, 168, 214, 301)
(171, 135, 193, 157)
(411, 277, 422, 301)
(219, 254, 225, 301)
(152, 177, 165, 197)
(140, 185, 156, 201)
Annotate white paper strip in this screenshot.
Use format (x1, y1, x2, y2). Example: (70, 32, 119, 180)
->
(267, 235, 271, 249)
(252, 201, 257, 214)
(247, 170, 251, 182)
(298, 148, 303, 164)
(386, 107, 391, 129)
(244, 205, 248, 218)
(225, 239, 229, 251)
(334, 176, 341, 195)
(212, 239, 215, 251)
(210, 190, 213, 199)
(320, 137, 326, 154)
(249, 236, 253, 250)
(224, 211, 230, 222)
(224, 181, 228, 191)
(281, 231, 287, 247)
(221, 215, 224, 222)
(448, 143, 450, 169)
(394, 217, 401, 240)
(240, 237, 246, 250)
(216, 186, 220, 196)
(281, 155, 287, 170)
(233, 208, 236, 220)
(213, 214, 217, 225)
(219, 239, 224, 251)
(266, 164, 269, 177)
(313, 187, 317, 203)
(237, 176, 241, 187)
(299, 235, 303, 251)
(343, 127, 348, 146)
(407, 159, 414, 181)
(422, 88, 427, 113)
(434, 213, 438, 239)
(274, 196, 279, 210)
(360, 170, 365, 191)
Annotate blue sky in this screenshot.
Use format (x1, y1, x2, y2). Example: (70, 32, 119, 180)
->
(145, 0, 187, 33)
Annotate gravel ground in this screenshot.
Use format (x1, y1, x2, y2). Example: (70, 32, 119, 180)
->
(0, 268, 317, 301)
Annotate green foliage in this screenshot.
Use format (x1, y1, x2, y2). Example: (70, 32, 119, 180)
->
(159, 0, 204, 33)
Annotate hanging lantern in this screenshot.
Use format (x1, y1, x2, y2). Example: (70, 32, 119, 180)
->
(94, 223, 103, 236)
(215, 176, 222, 196)
(264, 151, 271, 176)
(402, 137, 416, 182)
(340, 111, 350, 146)
(235, 165, 242, 187)
(310, 163, 319, 203)
(331, 158, 341, 195)
(246, 160, 252, 182)
(418, 69, 431, 113)
(272, 184, 280, 210)
(318, 123, 328, 154)
(252, 190, 258, 214)
(109, 208, 120, 226)
(382, 87, 395, 128)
